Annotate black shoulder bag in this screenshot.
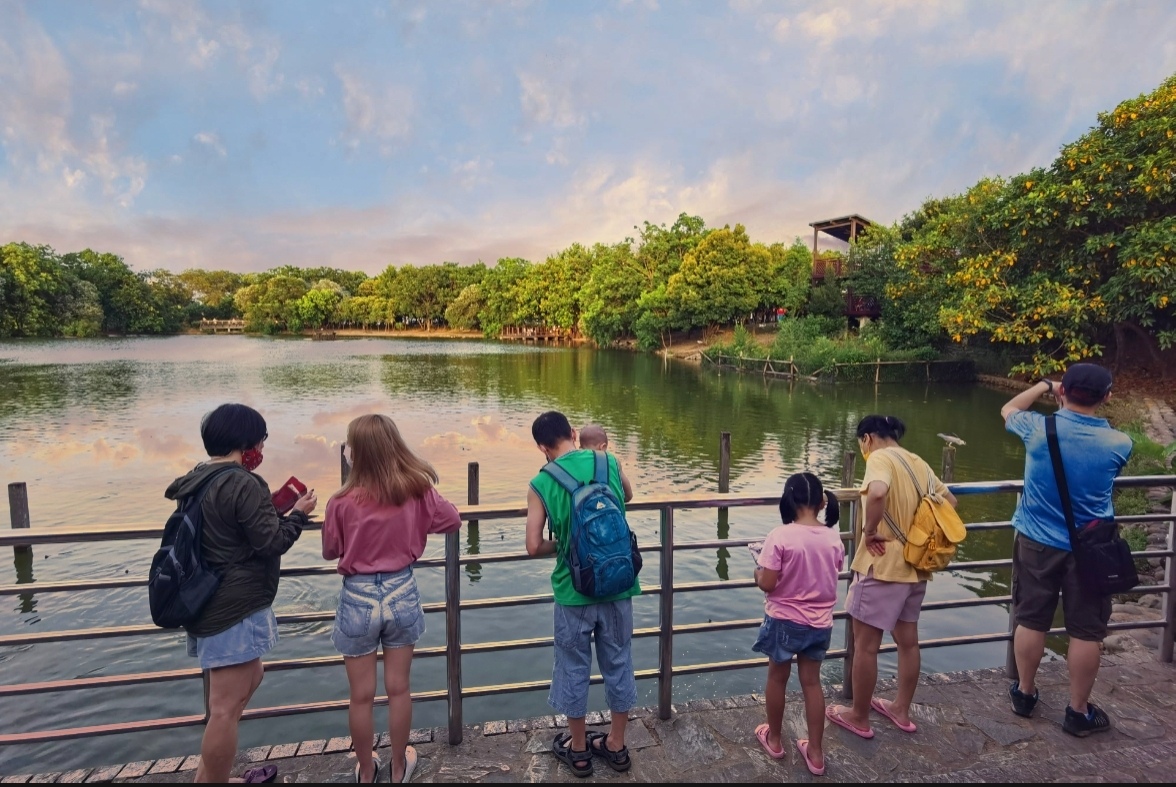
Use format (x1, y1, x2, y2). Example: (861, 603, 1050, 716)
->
(1044, 414, 1138, 596)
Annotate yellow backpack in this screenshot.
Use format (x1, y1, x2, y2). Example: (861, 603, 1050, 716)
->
(881, 450, 967, 572)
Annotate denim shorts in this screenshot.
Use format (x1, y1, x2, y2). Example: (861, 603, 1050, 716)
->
(549, 599, 637, 719)
(186, 606, 279, 670)
(752, 616, 832, 663)
(332, 568, 425, 657)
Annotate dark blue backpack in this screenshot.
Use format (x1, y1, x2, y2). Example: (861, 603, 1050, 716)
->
(148, 465, 239, 629)
(542, 451, 642, 598)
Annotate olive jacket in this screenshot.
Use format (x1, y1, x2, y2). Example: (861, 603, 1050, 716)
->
(164, 461, 305, 638)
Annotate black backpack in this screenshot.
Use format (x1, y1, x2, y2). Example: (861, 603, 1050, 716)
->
(148, 465, 240, 629)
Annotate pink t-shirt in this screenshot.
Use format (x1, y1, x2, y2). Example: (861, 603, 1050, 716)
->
(757, 523, 845, 628)
(322, 487, 462, 575)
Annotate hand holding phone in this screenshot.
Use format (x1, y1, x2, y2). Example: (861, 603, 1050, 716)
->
(272, 477, 308, 514)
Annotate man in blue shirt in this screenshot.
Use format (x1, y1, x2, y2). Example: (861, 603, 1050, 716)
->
(1000, 363, 1132, 737)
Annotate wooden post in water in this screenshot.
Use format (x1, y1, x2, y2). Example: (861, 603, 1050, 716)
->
(840, 451, 857, 700)
(718, 431, 731, 533)
(8, 483, 31, 556)
(718, 432, 731, 494)
(467, 462, 480, 524)
(941, 445, 956, 484)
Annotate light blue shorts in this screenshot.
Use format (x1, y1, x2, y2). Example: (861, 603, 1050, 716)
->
(186, 606, 279, 670)
(332, 568, 425, 658)
(549, 599, 637, 719)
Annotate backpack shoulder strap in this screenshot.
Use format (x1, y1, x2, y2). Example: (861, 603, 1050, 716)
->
(888, 449, 926, 498)
(592, 451, 609, 485)
(541, 460, 582, 495)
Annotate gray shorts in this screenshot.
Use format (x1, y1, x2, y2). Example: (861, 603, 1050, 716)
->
(332, 568, 425, 657)
(846, 570, 927, 632)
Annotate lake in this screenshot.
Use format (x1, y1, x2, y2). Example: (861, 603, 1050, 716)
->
(0, 335, 1027, 772)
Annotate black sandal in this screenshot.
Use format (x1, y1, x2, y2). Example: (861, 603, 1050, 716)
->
(552, 732, 594, 777)
(587, 730, 632, 772)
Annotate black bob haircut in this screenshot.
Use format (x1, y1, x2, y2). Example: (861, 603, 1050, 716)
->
(201, 403, 267, 457)
(855, 414, 906, 442)
(531, 410, 574, 449)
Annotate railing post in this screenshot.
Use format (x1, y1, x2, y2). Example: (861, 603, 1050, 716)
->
(658, 506, 675, 720)
(941, 445, 956, 484)
(839, 452, 859, 696)
(1006, 493, 1022, 679)
(840, 451, 857, 700)
(1160, 484, 1176, 663)
(444, 530, 463, 743)
(340, 443, 350, 485)
(8, 482, 31, 556)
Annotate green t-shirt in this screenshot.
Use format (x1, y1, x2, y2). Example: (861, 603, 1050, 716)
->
(529, 449, 642, 607)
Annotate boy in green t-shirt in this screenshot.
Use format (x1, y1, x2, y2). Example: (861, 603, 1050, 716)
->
(526, 411, 639, 777)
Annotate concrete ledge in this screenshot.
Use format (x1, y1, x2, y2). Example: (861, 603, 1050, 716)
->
(4, 656, 1175, 783)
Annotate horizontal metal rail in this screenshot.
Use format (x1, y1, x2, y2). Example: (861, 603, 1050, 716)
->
(0, 474, 1172, 750)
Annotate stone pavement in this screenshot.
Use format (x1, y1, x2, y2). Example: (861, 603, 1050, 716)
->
(4, 640, 1174, 784)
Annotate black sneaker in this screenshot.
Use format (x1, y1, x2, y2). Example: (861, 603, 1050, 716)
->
(1063, 703, 1111, 737)
(1009, 681, 1038, 718)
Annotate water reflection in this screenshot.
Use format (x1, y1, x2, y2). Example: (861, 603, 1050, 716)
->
(11, 548, 36, 615)
(0, 336, 1038, 774)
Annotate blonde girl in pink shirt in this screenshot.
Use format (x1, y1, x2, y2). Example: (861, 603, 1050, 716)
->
(751, 472, 844, 776)
(323, 415, 462, 783)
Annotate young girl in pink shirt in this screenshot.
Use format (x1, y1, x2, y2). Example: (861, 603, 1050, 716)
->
(323, 415, 462, 783)
(751, 472, 844, 776)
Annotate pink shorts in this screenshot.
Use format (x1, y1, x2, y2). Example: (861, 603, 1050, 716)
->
(846, 570, 927, 632)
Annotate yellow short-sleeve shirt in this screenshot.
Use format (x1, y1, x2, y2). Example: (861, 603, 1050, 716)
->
(849, 447, 948, 583)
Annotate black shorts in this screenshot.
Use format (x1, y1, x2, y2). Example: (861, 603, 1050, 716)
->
(1011, 533, 1112, 642)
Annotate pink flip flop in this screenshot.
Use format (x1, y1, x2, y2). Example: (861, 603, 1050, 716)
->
(870, 697, 917, 733)
(825, 704, 874, 739)
(796, 739, 826, 776)
(754, 723, 787, 760)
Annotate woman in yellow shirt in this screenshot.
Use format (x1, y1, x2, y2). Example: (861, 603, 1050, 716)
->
(826, 415, 958, 739)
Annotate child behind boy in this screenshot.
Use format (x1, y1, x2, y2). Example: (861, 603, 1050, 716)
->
(751, 472, 844, 776)
(578, 423, 633, 501)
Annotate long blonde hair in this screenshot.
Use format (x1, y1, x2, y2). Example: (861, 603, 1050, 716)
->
(337, 414, 437, 506)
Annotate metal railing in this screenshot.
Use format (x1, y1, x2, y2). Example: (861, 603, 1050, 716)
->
(1, 461, 1173, 751)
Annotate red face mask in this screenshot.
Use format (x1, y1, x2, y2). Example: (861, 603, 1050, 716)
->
(241, 447, 264, 472)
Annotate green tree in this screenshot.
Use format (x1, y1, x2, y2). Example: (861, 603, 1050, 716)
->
(665, 224, 768, 332)
(762, 240, 813, 316)
(445, 283, 486, 330)
(579, 242, 642, 345)
(478, 257, 531, 337)
(295, 280, 346, 330)
(0, 243, 70, 337)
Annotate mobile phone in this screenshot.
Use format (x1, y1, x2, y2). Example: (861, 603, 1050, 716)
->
(747, 541, 765, 564)
(271, 477, 308, 514)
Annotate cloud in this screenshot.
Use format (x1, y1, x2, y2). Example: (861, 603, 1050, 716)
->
(194, 131, 227, 157)
(335, 65, 415, 152)
(518, 71, 586, 129)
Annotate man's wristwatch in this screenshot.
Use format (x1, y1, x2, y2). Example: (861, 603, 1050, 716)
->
(1041, 379, 1054, 394)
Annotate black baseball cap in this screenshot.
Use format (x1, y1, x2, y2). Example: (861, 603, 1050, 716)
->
(1061, 363, 1113, 398)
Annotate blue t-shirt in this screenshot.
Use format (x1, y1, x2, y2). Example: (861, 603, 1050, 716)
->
(1006, 409, 1133, 551)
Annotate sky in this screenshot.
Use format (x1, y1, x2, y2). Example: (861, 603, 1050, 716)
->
(2, 0, 1175, 275)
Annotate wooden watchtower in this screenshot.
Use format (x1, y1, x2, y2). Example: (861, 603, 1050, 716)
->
(808, 214, 881, 321)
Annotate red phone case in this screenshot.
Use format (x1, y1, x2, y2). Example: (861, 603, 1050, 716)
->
(271, 476, 307, 513)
